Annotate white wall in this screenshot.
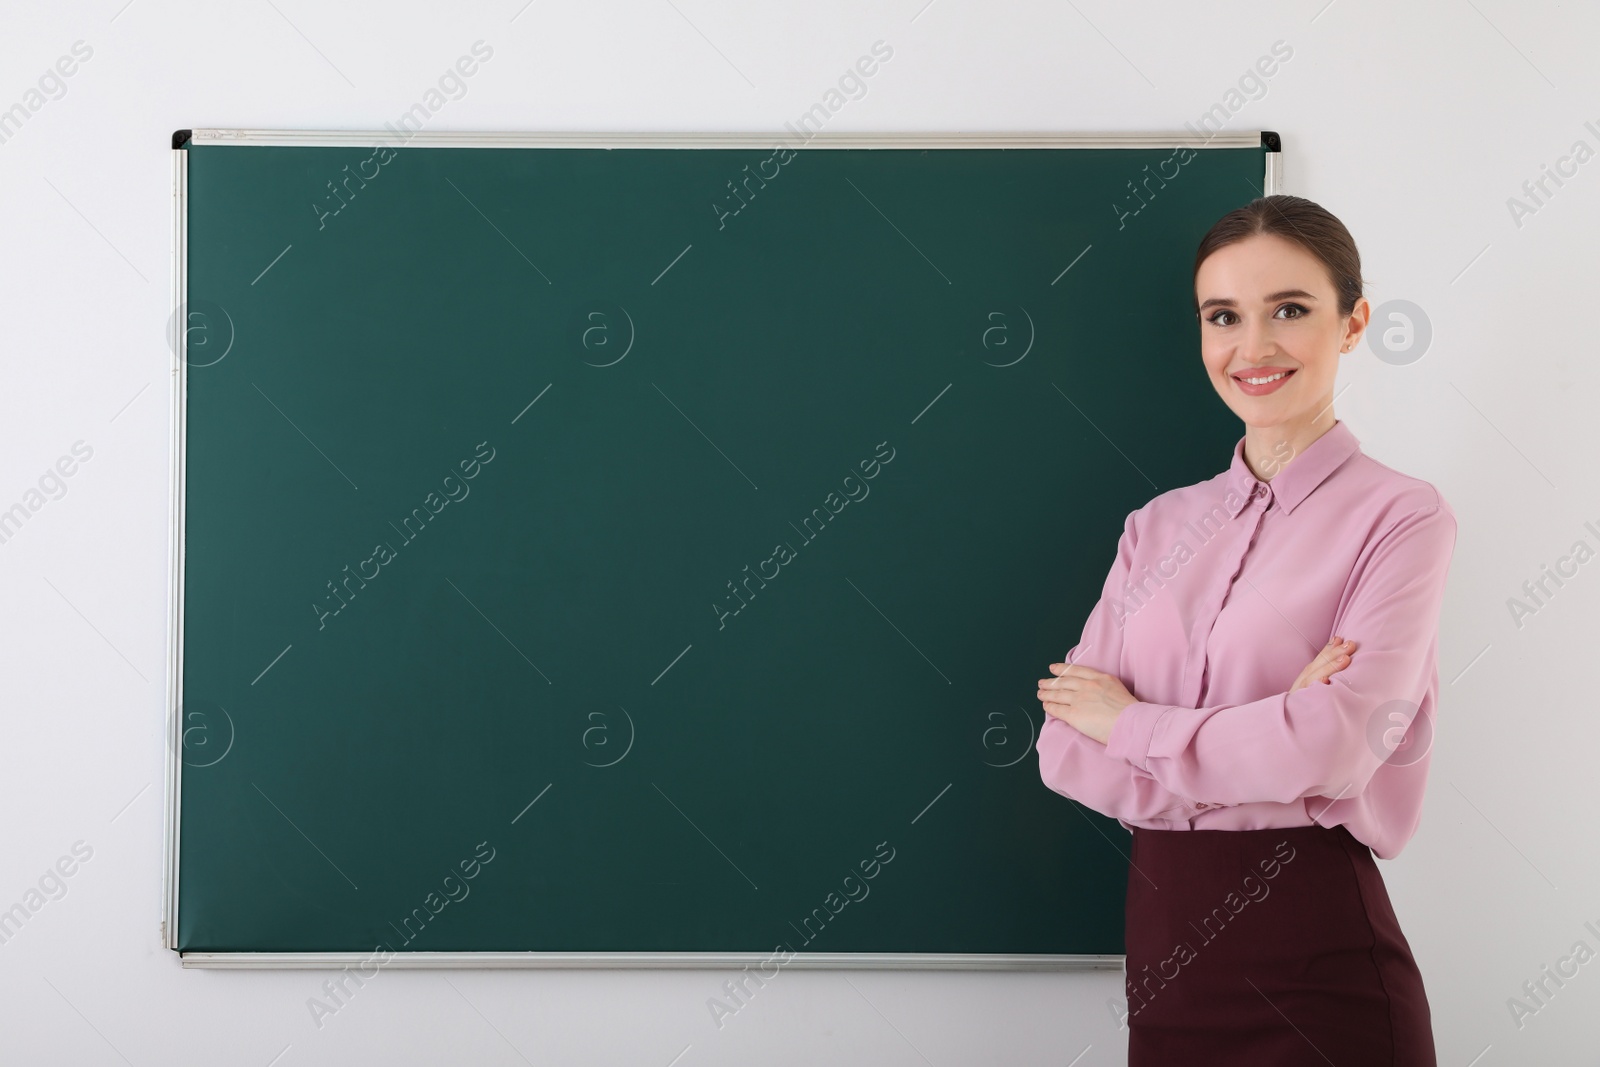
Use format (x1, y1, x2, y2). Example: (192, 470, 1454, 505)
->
(2, 1, 1596, 1063)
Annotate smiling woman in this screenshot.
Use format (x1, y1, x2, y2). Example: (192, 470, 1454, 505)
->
(1037, 194, 1455, 1065)
(1193, 202, 1368, 433)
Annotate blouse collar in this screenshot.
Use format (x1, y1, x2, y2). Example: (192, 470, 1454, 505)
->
(1224, 419, 1361, 518)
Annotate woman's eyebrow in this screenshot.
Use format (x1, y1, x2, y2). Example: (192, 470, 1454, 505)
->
(1197, 289, 1320, 312)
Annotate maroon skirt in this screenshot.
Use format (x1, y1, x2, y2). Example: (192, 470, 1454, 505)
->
(1123, 823, 1436, 1066)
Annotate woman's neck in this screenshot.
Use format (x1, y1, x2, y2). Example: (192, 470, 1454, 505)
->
(1243, 409, 1338, 482)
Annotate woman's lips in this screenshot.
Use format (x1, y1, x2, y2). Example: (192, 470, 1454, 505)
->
(1232, 367, 1296, 397)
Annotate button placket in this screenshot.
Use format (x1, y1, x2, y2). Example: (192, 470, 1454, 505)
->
(1182, 488, 1273, 709)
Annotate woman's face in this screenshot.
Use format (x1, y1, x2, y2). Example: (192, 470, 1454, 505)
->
(1194, 232, 1368, 433)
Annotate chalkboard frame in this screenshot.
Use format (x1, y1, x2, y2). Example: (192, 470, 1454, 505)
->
(164, 129, 1281, 968)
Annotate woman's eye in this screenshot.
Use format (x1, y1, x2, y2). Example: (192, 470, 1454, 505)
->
(1206, 304, 1309, 326)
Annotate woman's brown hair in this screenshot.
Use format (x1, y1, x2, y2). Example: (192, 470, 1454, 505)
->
(1193, 195, 1365, 318)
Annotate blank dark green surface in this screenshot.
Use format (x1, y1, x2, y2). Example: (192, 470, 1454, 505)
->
(176, 138, 1261, 956)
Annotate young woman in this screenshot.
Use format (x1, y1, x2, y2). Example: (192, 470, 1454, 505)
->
(1036, 195, 1455, 1065)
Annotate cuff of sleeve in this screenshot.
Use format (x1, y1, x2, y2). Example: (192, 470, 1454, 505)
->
(1106, 701, 1170, 772)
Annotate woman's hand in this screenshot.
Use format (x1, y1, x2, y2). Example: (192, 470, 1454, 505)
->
(1038, 637, 1356, 745)
(1292, 636, 1358, 691)
(1037, 663, 1137, 745)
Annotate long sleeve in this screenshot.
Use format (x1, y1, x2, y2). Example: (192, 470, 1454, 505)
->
(1037, 507, 1201, 823)
(1104, 501, 1457, 809)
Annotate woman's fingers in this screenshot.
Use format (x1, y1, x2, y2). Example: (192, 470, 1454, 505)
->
(1311, 640, 1348, 673)
(1039, 663, 1111, 712)
(1040, 669, 1076, 707)
(1039, 664, 1085, 688)
(1292, 639, 1338, 691)
(1293, 637, 1357, 690)
(1323, 637, 1357, 674)
(1040, 700, 1073, 722)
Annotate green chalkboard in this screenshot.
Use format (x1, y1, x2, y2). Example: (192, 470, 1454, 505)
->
(168, 131, 1271, 962)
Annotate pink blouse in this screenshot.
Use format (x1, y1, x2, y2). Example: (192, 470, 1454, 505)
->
(1037, 419, 1457, 860)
